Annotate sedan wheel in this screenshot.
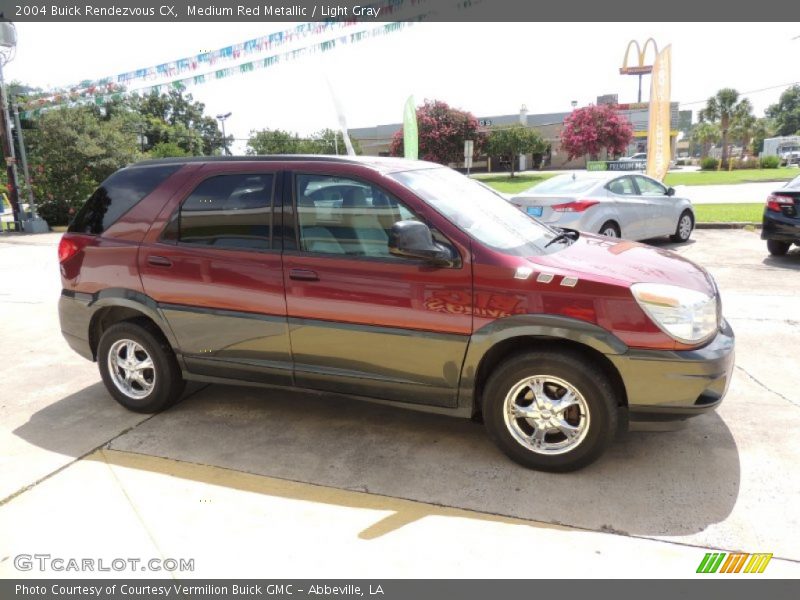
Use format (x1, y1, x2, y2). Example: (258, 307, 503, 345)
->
(670, 211, 694, 242)
(599, 221, 620, 238)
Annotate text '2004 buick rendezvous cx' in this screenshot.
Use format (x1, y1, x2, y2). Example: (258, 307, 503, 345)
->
(58, 156, 734, 471)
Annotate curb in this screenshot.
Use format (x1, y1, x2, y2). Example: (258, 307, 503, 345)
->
(696, 222, 761, 230)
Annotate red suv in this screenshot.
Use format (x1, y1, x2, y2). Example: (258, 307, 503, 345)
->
(58, 156, 734, 471)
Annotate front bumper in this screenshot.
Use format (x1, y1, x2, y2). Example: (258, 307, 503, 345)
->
(608, 320, 735, 422)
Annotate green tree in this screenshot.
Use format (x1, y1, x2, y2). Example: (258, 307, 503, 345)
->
(689, 121, 721, 159)
(485, 125, 547, 177)
(149, 142, 190, 158)
(246, 128, 361, 155)
(766, 85, 800, 137)
(700, 89, 752, 167)
(24, 106, 141, 224)
(311, 128, 361, 155)
(246, 129, 314, 154)
(729, 99, 756, 158)
(750, 117, 774, 156)
(127, 89, 225, 155)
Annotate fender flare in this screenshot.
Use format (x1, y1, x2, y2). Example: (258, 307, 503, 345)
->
(457, 314, 629, 413)
(87, 288, 180, 355)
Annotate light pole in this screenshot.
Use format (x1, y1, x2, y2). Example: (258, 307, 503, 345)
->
(216, 112, 232, 156)
(0, 22, 46, 233)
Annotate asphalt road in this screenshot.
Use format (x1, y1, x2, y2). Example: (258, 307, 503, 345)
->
(0, 230, 798, 578)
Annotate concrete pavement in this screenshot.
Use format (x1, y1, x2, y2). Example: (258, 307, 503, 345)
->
(1, 230, 799, 578)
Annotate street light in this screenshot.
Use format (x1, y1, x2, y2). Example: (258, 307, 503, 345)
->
(0, 22, 47, 233)
(216, 112, 232, 156)
(571, 100, 578, 110)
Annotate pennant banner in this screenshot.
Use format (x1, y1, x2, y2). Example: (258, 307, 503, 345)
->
(19, 0, 429, 111)
(20, 22, 413, 119)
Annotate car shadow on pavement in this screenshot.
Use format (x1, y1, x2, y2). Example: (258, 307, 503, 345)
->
(13, 381, 741, 540)
(763, 253, 800, 269)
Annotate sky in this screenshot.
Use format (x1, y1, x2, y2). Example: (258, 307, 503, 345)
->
(5, 22, 800, 153)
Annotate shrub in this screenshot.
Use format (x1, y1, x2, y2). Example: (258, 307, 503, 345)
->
(700, 157, 719, 170)
(760, 155, 780, 169)
(36, 198, 72, 226)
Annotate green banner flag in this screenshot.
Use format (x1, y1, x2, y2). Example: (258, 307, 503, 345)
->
(403, 96, 418, 160)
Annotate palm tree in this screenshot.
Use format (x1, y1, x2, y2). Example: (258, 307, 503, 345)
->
(701, 89, 751, 167)
(730, 99, 756, 159)
(690, 121, 721, 159)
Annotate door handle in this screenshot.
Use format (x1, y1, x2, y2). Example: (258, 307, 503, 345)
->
(147, 255, 173, 267)
(289, 268, 319, 281)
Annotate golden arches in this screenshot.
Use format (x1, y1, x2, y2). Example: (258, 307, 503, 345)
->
(621, 38, 659, 72)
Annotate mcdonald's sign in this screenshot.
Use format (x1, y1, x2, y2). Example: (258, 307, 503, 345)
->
(620, 38, 659, 75)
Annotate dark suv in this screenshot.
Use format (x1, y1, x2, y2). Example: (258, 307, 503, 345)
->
(58, 156, 734, 471)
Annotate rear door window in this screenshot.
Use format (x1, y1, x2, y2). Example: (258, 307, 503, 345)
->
(166, 174, 274, 251)
(607, 176, 637, 195)
(69, 164, 180, 234)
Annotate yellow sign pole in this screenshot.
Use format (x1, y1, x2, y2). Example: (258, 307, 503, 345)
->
(646, 45, 672, 181)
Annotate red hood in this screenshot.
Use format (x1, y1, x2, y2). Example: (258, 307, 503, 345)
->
(532, 233, 714, 294)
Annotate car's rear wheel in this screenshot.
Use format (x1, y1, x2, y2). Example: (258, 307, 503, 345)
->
(670, 210, 694, 242)
(599, 221, 621, 238)
(767, 239, 791, 256)
(482, 350, 619, 472)
(98, 321, 185, 413)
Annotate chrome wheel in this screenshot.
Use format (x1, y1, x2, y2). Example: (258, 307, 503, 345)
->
(600, 224, 619, 237)
(502, 375, 590, 455)
(107, 339, 156, 400)
(678, 214, 692, 240)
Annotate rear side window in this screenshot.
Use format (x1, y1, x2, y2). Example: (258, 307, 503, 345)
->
(69, 165, 180, 234)
(165, 174, 273, 251)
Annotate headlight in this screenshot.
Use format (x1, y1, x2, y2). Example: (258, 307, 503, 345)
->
(631, 283, 718, 344)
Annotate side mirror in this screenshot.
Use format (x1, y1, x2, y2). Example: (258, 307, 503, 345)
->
(389, 220, 453, 266)
(666, 186, 676, 197)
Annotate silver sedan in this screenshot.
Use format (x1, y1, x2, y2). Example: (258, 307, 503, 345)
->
(510, 172, 695, 242)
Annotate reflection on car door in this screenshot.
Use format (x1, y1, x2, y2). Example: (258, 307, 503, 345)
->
(633, 175, 673, 236)
(606, 175, 647, 239)
(139, 164, 292, 386)
(281, 170, 473, 408)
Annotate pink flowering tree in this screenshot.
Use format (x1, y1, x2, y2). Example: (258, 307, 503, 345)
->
(560, 105, 633, 161)
(390, 99, 484, 165)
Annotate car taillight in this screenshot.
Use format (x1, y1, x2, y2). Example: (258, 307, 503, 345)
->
(58, 235, 90, 263)
(552, 200, 599, 213)
(766, 194, 794, 212)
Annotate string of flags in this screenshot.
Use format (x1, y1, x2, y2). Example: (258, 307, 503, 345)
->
(19, 22, 412, 119)
(17, 0, 484, 119)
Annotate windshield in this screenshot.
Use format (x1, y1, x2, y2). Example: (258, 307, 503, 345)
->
(526, 174, 602, 195)
(390, 167, 564, 256)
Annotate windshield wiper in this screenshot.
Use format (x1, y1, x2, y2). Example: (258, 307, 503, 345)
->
(544, 228, 580, 248)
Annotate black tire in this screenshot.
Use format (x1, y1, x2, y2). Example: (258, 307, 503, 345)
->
(599, 221, 621, 238)
(482, 350, 619, 472)
(670, 210, 694, 242)
(767, 239, 791, 256)
(98, 320, 185, 413)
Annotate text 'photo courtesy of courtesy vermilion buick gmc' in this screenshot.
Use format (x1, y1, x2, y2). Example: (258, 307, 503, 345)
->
(58, 156, 734, 472)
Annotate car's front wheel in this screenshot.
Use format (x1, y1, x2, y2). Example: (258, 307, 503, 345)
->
(98, 320, 185, 413)
(767, 239, 791, 256)
(670, 210, 694, 242)
(482, 350, 619, 472)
